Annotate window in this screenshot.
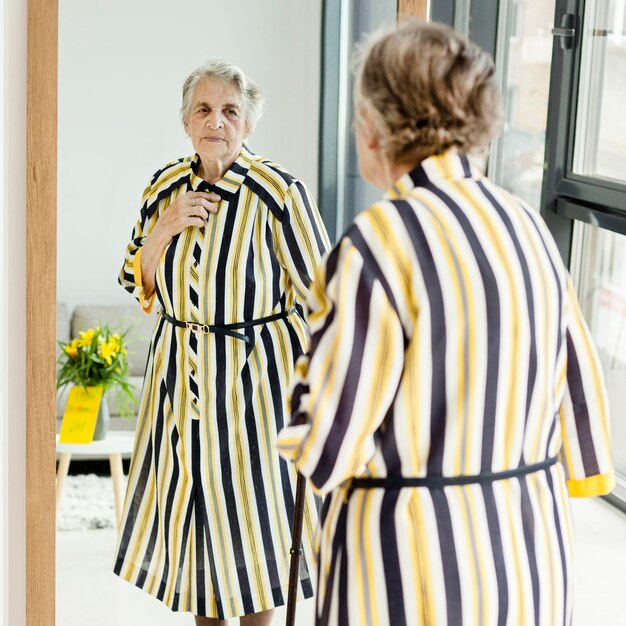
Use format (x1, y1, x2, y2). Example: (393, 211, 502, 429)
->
(572, 223, 626, 502)
(489, 0, 557, 209)
(490, 0, 626, 507)
(573, 0, 626, 182)
(544, 0, 626, 248)
(544, 0, 626, 509)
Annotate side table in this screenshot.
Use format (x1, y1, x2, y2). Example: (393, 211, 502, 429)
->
(55, 431, 135, 530)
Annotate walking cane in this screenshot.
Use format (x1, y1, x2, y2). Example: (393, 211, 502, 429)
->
(286, 471, 307, 626)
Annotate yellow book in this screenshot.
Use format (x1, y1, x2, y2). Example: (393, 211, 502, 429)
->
(59, 386, 104, 444)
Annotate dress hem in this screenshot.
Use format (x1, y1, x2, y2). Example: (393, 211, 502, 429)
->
(112, 568, 314, 619)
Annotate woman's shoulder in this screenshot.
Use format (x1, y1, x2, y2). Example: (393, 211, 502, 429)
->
(332, 201, 399, 259)
(350, 199, 402, 234)
(145, 156, 194, 194)
(246, 154, 303, 195)
(245, 153, 315, 217)
(338, 199, 423, 275)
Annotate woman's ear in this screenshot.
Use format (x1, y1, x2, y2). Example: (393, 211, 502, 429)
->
(358, 104, 381, 151)
(366, 127, 381, 151)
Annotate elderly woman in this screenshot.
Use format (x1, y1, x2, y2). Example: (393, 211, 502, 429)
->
(114, 59, 329, 626)
(278, 20, 614, 626)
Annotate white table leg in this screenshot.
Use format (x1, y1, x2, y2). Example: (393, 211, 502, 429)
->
(109, 453, 124, 529)
(56, 452, 72, 512)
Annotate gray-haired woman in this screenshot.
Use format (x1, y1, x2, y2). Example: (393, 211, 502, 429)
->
(114, 58, 329, 626)
(278, 20, 613, 626)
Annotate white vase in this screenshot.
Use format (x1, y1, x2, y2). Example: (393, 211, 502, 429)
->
(92, 393, 110, 441)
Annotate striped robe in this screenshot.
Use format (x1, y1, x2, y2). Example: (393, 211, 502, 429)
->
(113, 146, 329, 618)
(277, 150, 614, 626)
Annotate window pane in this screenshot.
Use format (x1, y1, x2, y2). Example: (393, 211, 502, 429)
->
(573, 0, 626, 182)
(492, 0, 556, 209)
(575, 223, 626, 500)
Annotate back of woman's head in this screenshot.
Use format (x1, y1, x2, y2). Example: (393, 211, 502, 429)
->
(354, 19, 503, 165)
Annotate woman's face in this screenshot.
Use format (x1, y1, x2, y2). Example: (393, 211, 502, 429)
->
(184, 77, 249, 167)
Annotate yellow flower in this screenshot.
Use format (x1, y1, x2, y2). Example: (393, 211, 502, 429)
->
(77, 328, 96, 347)
(64, 338, 80, 359)
(98, 338, 118, 365)
(112, 333, 126, 354)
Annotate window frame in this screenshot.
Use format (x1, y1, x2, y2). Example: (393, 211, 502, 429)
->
(543, 0, 626, 511)
(542, 0, 626, 265)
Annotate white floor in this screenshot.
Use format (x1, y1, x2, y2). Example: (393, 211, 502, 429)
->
(57, 497, 626, 625)
(56, 530, 315, 626)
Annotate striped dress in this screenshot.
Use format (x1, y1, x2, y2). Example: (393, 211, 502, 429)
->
(277, 150, 614, 626)
(113, 146, 329, 618)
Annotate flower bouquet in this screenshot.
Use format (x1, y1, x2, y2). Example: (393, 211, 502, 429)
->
(57, 325, 137, 439)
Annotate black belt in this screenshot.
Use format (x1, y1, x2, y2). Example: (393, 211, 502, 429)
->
(348, 456, 558, 495)
(160, 306, 295, 344)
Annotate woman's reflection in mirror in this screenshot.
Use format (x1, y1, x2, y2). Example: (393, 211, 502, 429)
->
(113, 58, 330, 626)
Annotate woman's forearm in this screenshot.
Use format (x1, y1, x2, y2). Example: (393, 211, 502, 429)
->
(139, 228, 171, 298)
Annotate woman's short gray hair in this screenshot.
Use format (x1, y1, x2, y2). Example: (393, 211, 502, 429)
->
(180, 58, 265, 133)
(353, 19, 503, 164)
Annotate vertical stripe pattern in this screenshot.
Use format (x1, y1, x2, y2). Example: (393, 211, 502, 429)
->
(277, 151, 614, 626)
(114, 147, 330, 618)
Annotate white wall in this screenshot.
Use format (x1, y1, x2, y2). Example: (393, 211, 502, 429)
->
(1, 0, 27, 623)
(1, 3, 5, 615)
(57, 0, 322, 313)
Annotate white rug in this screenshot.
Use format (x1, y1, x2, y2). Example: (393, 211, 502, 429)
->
(57, 474, 127, 531)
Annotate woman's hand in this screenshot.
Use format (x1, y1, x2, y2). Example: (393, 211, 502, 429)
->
(140, 191, 221, 299)
(153, 191, 221, 241)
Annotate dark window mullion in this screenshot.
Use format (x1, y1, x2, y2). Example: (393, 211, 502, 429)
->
(557, 176, 626, 205)
(556, 197, 626, 237)
(541, 0, 583, 263)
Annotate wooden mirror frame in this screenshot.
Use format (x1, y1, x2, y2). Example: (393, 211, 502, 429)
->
(398, 0, 429, 16)
(25, 1, 426, 623)
(26, 0, 57, 622)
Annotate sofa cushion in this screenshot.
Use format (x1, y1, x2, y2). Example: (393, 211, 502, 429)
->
(71, 304, 155, 377)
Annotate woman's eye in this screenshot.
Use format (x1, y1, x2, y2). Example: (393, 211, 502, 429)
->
(227, 109, 238, 116)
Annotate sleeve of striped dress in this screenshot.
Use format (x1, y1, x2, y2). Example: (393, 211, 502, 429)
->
(274, 181, 330, 319)
(277, 236, 405, 496)
(118, 182, 158, 314)
(559, 275, 615, 498)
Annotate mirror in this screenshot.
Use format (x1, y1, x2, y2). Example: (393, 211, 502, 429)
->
(55, 1, 322, 624)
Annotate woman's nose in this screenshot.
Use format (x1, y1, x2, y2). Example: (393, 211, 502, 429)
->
(206, 112, 223, 129)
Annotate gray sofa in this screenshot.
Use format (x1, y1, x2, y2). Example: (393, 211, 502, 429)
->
(56, 302, 155, 431)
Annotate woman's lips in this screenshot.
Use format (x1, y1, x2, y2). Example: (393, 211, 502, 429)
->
(205, 136, 225, 142)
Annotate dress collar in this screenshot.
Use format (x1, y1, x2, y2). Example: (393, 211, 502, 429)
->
(384, 150, 484, 200)
(189, 144, 254, 199)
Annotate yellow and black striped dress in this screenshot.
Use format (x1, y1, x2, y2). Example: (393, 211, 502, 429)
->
(113, 146, 329, 618)
(278, 150, 614, 626)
